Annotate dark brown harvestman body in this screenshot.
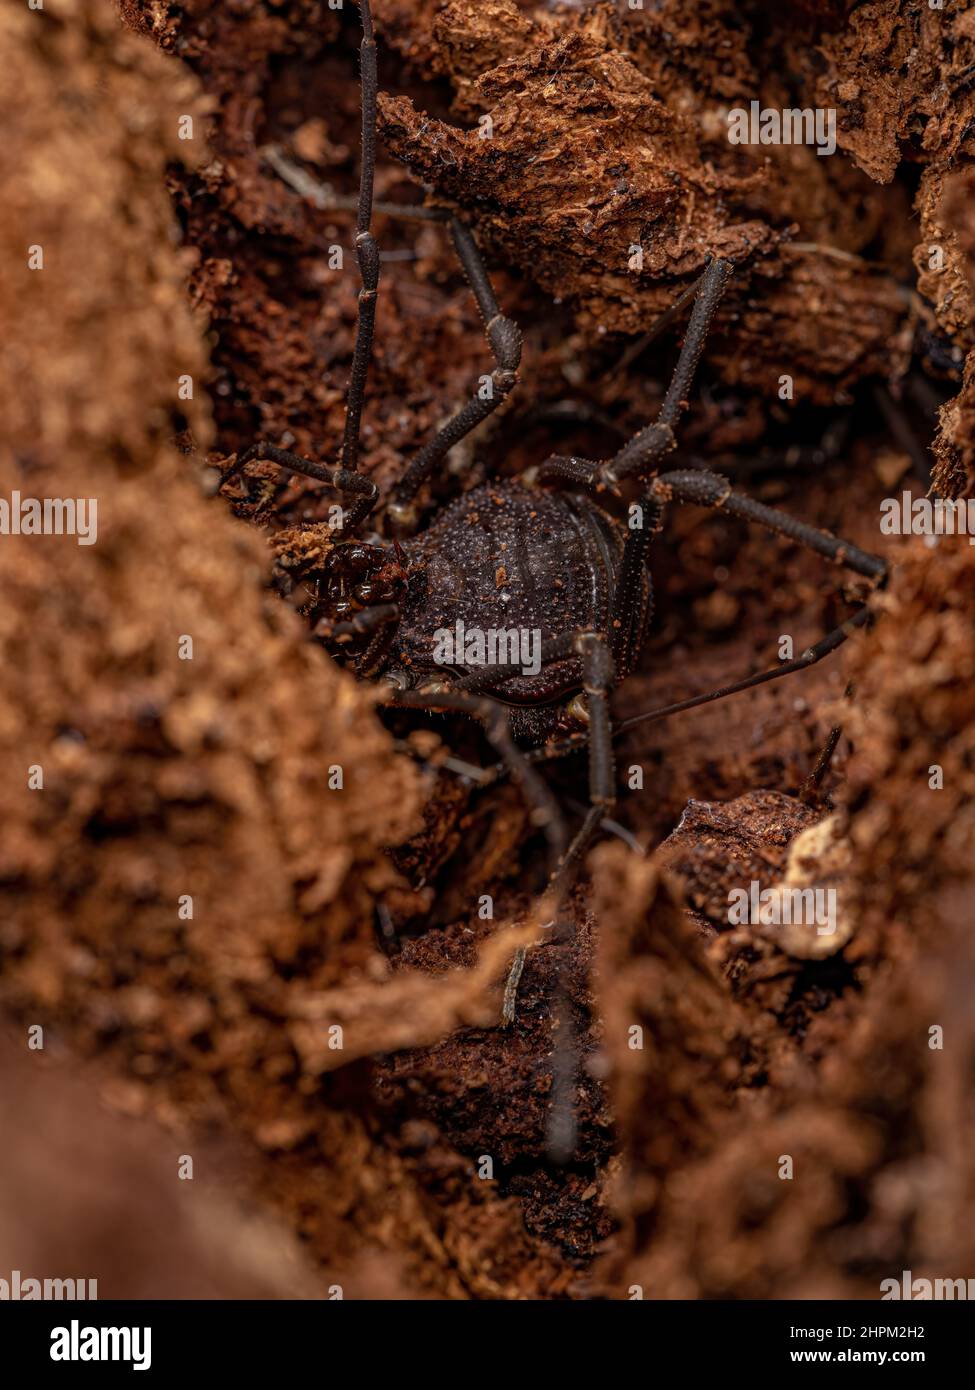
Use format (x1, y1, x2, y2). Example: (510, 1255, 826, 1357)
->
(219, 1, 887, 1161)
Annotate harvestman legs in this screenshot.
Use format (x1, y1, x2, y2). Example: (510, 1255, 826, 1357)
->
(511, 263, 887, 1158)
(217, 9, 887, 1164)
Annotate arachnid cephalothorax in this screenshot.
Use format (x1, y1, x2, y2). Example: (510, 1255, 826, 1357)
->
(218, 1, 887, 1160)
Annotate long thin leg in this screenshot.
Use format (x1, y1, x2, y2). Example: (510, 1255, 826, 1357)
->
(617, 607, 872, 734)
(220, 2, 381, 528)
(340, 0, 380, 474)
(650, 468, 886, 580)
(604, 259, 730, 655)
(472, 625, 611, 872)
(545, 633, 617, 1165)
(484, 481, 887, 763)
(608, 494, 663, 672)
(387, 219, 523, 529)
(616, 470, 886, 730)
(536, 258, 735, 496)
(609, 257, 734, 483)
(555, 633, 616, 887)
(426, 624, 618, 1152)
(219, 444, 378, 533)
(467, 629, 616, 883)
(259, 143, 521, 529)
(613, 267, 712, 374)
(538, 261, 733, 676)
(390, 687, 566, 1036)
(440, 629, 616, 1045)
(480, 632, 617, 1162)
(494, 605, 873, 769)
(387, 688, 567, 873)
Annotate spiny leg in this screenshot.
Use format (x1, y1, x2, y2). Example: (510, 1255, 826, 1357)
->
(221, 1, 380, 526)
(554, 633, 617, 889)
(537, 260, 733, 673)
(447, 633, 614, 867)
(608, 265, 733, 668)
(481, 632, 618, 1163)
(497, 606, 873, 765)
(535, 258, 735, 497)
(608, 493, 663, 673)
(650, 468, 886, 580)
(481, 572, 882, 771)
(494, 629, 617, 1010)
(612, 266, 713, 374)
(357, 611, 403, 679)
(540, 489, 880, 1159)
(219, 444, 378, 533)
(544, 632, 617, 1165)
(340, 0, 380, 474)
(608, 257, 735, 483)
(387, 219, 523, 530)
(260, 136, 521, 533)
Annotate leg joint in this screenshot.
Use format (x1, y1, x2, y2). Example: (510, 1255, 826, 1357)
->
(355, 231, 380, 287)
(492, 367, 519, 396)
(487, 315, 523, 372)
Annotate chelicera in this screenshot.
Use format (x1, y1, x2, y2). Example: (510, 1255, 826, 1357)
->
(219, 2, 887, 1149)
